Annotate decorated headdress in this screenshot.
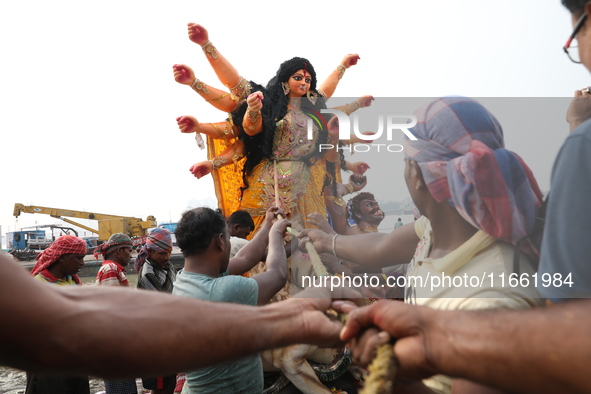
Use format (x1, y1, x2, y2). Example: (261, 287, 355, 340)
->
(270, 57, 318, 90)
(235, 56, 344, 195)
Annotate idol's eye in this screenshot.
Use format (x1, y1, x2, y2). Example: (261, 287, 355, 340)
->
(292, 75, 303, 81)
(304, 78, 311, 84)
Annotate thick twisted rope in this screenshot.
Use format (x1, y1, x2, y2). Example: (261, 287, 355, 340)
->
(273, 160, 396, 393)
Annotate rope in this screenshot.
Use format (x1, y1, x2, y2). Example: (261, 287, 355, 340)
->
(272, 161, 396, 392)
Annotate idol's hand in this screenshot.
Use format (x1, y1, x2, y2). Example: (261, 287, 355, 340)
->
(350, 131, 376, 144)
(189, 161, 212, 179)
(173, 64, 195, 85)
(357, 95, 375, 108)
(188, 23, 209, 46)
(348, 161, 370, 175)
(176, 116, 198, 133)
(327, 115, 340, 140)
(246, 91, 264, 112)
(341, 54, 360, 68)
(348, 173, 367, 192)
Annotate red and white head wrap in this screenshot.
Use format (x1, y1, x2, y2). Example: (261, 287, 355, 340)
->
(93, 233, 133, 260)
(31, 235, 87, 277)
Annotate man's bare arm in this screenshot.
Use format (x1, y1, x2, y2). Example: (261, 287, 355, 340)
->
(252, 219, 289, 305)
(299, 222, 419, 269)
(339, 299, 591, 394)
(0, 253, 342, 378)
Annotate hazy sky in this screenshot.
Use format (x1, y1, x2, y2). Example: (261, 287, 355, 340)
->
(1, 0, 587, 238)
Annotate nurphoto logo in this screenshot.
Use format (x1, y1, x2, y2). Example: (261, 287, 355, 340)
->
(309, 108, 418, 153)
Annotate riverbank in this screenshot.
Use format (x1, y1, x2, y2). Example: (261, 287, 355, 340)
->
(0, 367, 116, 394)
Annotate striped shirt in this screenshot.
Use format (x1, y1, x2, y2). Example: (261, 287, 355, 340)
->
(95, 260, 130, 286)
(137, 260, 176, 293)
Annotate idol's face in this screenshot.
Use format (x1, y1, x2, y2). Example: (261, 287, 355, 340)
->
(356, 199, 385, 225)
(288, 69, 312, 97)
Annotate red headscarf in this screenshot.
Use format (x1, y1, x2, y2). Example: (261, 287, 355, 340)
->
(31, 235, 87, 277)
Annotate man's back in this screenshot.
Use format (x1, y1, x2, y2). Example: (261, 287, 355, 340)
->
(172, 269, 263, 393)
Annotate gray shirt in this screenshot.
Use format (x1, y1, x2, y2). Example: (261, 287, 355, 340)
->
(538, 118, 591, 300)
(172, 269, 262, 393)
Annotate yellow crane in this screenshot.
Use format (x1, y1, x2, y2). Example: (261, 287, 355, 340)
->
(13, 203, 157, 241)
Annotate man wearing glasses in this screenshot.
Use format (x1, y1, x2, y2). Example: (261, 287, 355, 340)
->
(539, 0, 591, 302)
(332, 1, 591, 393)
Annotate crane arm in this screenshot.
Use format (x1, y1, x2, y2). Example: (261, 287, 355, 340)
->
(14, 203, 135, 221)
(13, 203, 156, 241)
(57, 218, 98, 235)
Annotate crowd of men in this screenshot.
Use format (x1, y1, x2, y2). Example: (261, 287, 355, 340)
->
(2, 1, 591, 393)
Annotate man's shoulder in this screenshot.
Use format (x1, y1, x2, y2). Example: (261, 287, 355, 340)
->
(175, 270, 256, 292)
(413, 216, 431, 238)
(211, 275, 258, 304)
(215, 274, 256, 287)
(98, 262, 119, 274)
(230, 236, 249, 244)
(102, 261, 119, 268)
(573, 118, 591, 134)
(139, 260, 159, 275)
(567, 119, 591, 145)
(550, 121, 591, 186)
(179, 273, 258, 305)
(476, 239, 527, 266)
